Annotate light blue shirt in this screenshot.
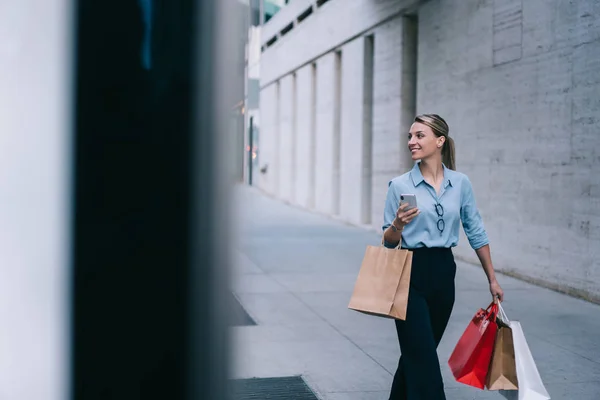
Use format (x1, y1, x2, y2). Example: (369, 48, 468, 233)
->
(382, 162, 489, 250)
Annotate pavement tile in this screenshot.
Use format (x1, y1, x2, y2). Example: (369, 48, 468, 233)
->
(233, 339, 392, 392)
(269, 272, 359, 293)
(233, 250, 264, 275)
(231, 323, 341, 345)
(234, 292, 325, 327)
(233, 273, 288, 294)
(320, 391, 390, 400)
(542, 381, 600, 400)
(445, 386, 509, 399)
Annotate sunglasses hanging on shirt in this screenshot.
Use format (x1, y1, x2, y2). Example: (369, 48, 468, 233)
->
(435, 203, 444, 236)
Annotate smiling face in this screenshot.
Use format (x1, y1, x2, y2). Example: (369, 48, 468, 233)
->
(408, 122, 446, 162)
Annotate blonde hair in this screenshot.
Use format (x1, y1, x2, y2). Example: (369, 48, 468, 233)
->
(414, 114, 455, 170)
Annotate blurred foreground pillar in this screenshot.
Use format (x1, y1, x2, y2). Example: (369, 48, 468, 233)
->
(72, 0, 237, 399)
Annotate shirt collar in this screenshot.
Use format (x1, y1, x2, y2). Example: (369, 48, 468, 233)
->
(410, 161, 453, 188)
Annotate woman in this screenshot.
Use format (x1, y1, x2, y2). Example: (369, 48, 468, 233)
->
(382, 114, 504, 400)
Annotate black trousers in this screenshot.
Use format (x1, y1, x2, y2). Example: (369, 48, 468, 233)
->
(389, 247, 456, 400)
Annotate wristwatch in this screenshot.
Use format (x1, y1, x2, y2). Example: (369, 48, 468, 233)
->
(390, 222, 402, 232)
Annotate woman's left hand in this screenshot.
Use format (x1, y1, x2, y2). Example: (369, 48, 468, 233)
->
(490, 280, 504, 302)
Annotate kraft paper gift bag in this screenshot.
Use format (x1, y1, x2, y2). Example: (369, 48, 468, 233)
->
(347, 243, 412, 320)
(486, 325, 519, 390)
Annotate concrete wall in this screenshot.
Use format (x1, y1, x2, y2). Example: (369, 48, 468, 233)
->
(278, 74, 295, 202)
(260, 0, 313, 48)
(339, 38, 367, 225)
(257, 82, 279, 195)
(260, 0, 422, 85)
(417, 0, 600, 301)
(256, 0, 600, 302)
(314, 52, 338, 215)
(293, 64, 315, 208)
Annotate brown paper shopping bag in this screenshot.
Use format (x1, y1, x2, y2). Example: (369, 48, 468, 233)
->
(486, 325, 519, 391)
(347, 244, 412, 320)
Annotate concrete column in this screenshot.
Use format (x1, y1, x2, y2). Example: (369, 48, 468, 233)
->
(291, 72, 298, 202)
(294, 64, 314, 208)
(257, 83, 278, 195)
(278, 74, 295, 201)
(339, 36, 374, 225)
(332, 51, 342, 215)
(309, 63, 318, 209)
(274, 80, 281, 196)
(314, 53, 336, 214)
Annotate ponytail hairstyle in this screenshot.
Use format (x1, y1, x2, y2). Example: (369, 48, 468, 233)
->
(414, 114, 455, 170)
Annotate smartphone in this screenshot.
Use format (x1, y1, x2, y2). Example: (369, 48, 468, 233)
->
(399, 194, 417, 210)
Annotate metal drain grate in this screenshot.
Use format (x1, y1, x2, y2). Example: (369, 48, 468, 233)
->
(230, 376, 319, 399)
(230, 293, 256, 326)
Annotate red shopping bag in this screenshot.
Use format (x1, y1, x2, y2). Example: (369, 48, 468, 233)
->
(448, 302, 499, 389)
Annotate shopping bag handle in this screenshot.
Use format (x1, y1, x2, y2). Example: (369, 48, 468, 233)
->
(380, 235, 403, 250)
(484, 302, 499, 322)
(497, 302, 510, 324)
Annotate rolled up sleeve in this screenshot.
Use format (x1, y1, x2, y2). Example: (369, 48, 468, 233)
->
(382, 180, 399, 248)
(460, 177, 489, 250)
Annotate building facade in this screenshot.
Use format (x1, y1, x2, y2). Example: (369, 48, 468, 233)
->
(254, 0, 600, 302)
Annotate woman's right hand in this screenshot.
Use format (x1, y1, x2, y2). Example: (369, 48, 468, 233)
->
(394, 203, 420, 230)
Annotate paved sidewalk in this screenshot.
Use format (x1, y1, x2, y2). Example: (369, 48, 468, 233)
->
(231, 185, 600, 400)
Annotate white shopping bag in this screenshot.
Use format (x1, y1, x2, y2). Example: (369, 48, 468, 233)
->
(498, 304, 550, 400)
